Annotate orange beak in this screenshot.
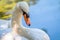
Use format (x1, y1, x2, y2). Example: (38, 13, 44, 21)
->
(23, 14, 31, 26)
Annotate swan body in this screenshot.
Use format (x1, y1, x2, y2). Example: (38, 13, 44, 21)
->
(1, 1, 50, 40)
(1, 28, 50, 40)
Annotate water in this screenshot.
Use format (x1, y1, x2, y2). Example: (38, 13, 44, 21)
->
(28, 0, 60, 40)
(0, 0, 60, 40)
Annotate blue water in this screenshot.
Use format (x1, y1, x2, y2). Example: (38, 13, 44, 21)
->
(28, 0, 60, 40)
(0, 0, 60, 40)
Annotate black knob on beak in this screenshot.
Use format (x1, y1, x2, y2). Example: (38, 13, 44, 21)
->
(28, 24, 31, 26)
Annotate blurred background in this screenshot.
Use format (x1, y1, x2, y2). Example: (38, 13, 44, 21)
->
(0, 0, 60, 40)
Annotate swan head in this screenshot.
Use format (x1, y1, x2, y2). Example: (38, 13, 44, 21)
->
(16, 1, 31, 26)
(5, 1, 31, 26)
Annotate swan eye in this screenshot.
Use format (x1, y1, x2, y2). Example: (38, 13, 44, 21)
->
(21, 9, 30, 18)
(23, 12, 30, 18)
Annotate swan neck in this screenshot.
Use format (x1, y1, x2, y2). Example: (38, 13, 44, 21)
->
(11, 13, 23, 28)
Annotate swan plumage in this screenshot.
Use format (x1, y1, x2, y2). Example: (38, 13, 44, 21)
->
(1, 1, 50, 40)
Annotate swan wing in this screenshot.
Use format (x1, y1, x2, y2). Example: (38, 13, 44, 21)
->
(27, 28, 50, 40)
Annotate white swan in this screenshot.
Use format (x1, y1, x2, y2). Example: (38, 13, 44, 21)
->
(1, 1, 50, 40)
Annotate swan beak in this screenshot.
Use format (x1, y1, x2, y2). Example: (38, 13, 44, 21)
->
(23, 14, 31, 26)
